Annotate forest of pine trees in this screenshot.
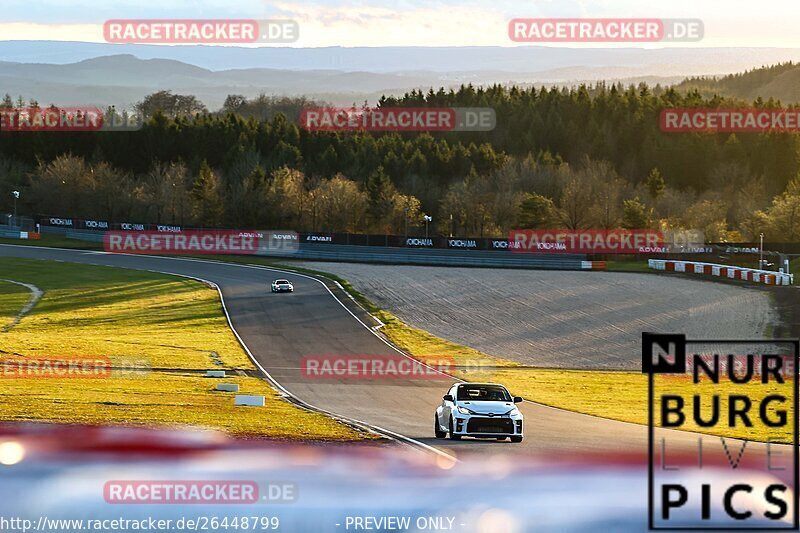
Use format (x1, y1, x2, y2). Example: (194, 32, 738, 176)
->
(2, 80, 800, 240)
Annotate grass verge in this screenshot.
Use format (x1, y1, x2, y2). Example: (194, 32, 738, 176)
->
(0, 257, 368, 441)
(0, 235, 103, 250)
(604, 259, 653, 273)
(0, 281, 31, 325)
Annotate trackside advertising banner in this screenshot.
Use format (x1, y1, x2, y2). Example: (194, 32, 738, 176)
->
(510, 229, 666, 254)
(103, 231, 301, 255)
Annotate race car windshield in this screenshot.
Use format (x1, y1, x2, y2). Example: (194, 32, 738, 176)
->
(276, 280, 290, 284)
(457, 386, 511, 402)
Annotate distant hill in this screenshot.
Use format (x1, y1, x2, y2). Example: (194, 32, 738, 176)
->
(4, 43, 800, 109)
(4, 41, 800, 75)
(0, 53, 691, 110)
(675, 62, 800, 103)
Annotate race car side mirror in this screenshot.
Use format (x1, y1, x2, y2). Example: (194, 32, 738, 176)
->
(443, 394, 454, 402)
(513, 396, 523, 403)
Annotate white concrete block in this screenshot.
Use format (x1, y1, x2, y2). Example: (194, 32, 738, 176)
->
(235, 395, 265, 407)
(216, 383, 239, 392)
(205, 370, 225, 378)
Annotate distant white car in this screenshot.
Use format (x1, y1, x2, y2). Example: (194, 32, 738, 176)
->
(435, 383, 523, 442)
(271, 279, 294, 293)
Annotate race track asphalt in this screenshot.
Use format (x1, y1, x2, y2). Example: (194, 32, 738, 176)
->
(287, 262, 779, 369)
(0, 246, 754, 461)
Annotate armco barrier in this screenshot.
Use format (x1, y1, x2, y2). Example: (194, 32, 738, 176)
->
(259, 242, 599, 270)
(648, 259, 793, 286)
(0, 227, 40, 240)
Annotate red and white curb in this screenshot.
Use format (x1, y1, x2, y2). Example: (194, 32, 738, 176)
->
(580, 261, 607, 271)
(648, 259, 793, 286)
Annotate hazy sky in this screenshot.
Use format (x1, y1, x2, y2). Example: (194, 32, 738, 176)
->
(0, 0, 797, 48)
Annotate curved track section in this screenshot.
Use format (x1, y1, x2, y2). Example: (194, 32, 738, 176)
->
(0, 245, 705, 458)
(289, 262, 779, 369)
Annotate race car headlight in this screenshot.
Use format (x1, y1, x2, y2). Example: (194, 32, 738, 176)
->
(505, 408, 520, 416)
(457, 406, 475, 415)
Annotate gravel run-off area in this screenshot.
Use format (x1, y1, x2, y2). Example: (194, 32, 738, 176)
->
(290, 262, 780, 370)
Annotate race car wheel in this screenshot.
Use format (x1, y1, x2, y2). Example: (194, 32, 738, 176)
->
(449, 417, 461, 440)
(434, 416, 446, 439)
(510, 436, 523, 443)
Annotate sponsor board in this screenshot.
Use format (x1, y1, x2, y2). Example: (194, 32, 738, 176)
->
(305, 234, 333, 243)
(260, 231, 300, 255)
(447, 239, 479, 249)
(155, 224, 182, 233)
(119, 222, 147, 231)
(47, 217, 74, 227)
(270, 232, 298, 241)
(84, 220, 109, 230)
(405, 237, 435, 248)
(104, 231, 258, 255)
(725, 247, 762, 254)
(643, 333, 799, 529)
(489, 239, 524, 250)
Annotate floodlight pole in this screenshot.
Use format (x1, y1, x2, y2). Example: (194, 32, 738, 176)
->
(11, 191, 19, 228)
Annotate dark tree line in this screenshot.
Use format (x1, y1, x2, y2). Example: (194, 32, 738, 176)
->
(1, 80, 800, 240)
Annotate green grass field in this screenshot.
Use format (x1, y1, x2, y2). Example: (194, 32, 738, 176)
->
(0, 257, 368, 441)
(0, 235, 102, 250)
(0, 281, 31, 325)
